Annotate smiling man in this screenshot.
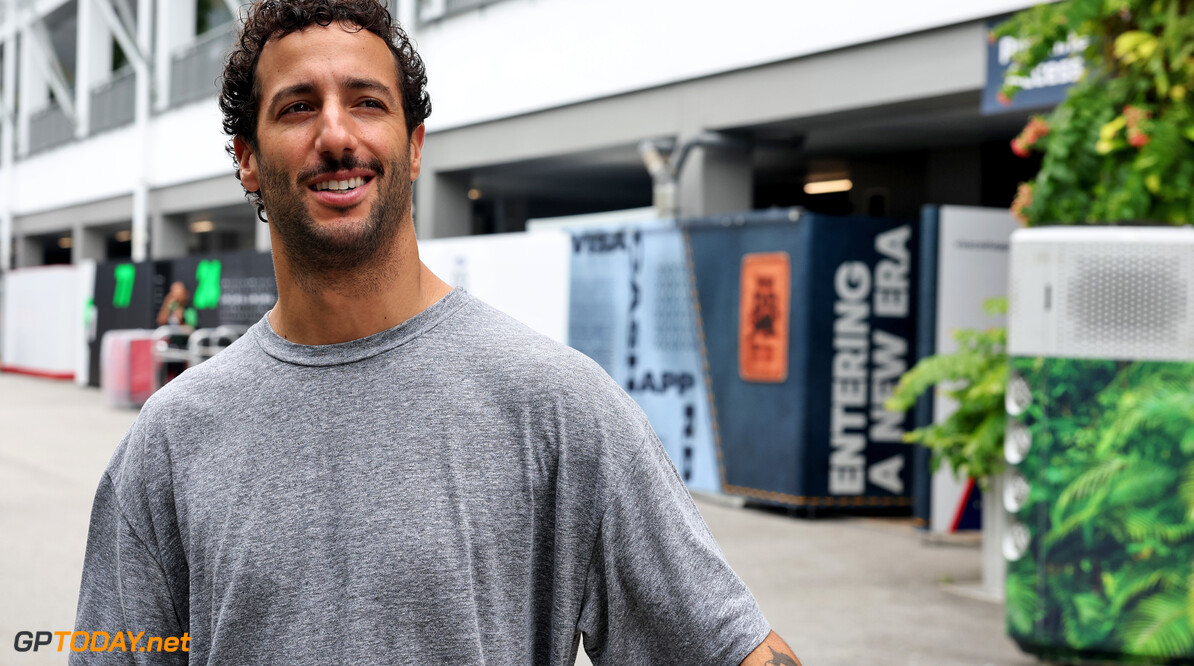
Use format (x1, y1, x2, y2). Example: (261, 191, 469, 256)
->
(71, 1, 800, 664)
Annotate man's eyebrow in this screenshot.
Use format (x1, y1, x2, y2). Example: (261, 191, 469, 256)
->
(267, 83, 317, 113)
(266, 78, 397, 113)
(343, 77, 398, 103)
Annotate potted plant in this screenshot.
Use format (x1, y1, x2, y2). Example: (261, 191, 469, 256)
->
(885, 298, 1008, 484)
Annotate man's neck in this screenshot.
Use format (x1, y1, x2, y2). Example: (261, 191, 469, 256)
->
(266, 227, 453, 346)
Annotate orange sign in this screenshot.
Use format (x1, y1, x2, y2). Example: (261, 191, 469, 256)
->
(739, 252, 790, 383)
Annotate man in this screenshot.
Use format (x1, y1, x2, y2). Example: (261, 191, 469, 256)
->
(73, 1, 802, 664)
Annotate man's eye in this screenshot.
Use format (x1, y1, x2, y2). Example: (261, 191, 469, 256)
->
(360, 99, 386, 110)
(282, 102, 313, 115)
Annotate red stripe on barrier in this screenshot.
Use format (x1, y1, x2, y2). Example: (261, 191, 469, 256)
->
(1, 365, 75, 381)
(949, 478, 976, 533)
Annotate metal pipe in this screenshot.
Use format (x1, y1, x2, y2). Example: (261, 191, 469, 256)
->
(638, 132, 743, 220)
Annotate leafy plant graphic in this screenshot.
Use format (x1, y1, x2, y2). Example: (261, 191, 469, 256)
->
(1007, 358, 1194, 661)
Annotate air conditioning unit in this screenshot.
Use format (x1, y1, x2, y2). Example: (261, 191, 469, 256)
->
(1005, 226, 1194, 663)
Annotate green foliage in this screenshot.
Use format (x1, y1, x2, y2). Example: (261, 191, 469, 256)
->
(884, 298, 1007, 483)
(992, 0, 1194, 225)
(1005, 358, 1194, 659)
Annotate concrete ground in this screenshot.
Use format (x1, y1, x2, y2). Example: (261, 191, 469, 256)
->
(0, 372, 1034, 665)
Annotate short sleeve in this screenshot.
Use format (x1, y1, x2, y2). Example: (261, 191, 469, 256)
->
(576, 432, 771, 664)
(72, 430, 189, 665)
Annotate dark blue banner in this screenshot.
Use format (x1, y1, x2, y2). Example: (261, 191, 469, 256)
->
(686, 211, 918, 510)
(982, 17, 1086, 115)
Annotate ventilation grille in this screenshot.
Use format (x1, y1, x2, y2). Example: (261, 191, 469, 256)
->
(652, 262, 696, 352)
(568, 276, 617, 373)
(1058, 244, 1193, 359)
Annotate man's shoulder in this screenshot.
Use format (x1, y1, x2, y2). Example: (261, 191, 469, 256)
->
(449, 296, 649, 440)
(137, 324, 267, 424)
(453, 297, 631, 399)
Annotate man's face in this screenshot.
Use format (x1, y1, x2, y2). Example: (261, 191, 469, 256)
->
(235, 24, 425, 277)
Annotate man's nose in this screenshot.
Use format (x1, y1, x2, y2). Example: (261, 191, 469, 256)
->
(314, 103, 360, 157)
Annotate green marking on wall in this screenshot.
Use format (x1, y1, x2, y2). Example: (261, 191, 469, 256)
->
(113, 264, 135, 308)
(195, 260, 222, 310)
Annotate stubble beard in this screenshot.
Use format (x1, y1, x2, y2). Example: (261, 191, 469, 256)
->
(259, 150, 412, 296)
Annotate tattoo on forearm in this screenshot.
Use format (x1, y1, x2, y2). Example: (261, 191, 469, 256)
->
(765, 645, 799, 666)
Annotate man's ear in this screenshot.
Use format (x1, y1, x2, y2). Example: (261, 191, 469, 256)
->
(408, 124, 426, 182)
(234, 136, 260, 192)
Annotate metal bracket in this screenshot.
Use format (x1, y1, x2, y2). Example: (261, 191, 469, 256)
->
(92, 0, 148, 72)
(112, 0, 135, 36)
(26, 18, 76, 122)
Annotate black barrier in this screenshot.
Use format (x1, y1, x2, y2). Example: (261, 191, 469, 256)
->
(911, 206, 939, 528)
(89, 251, 277, 387)
(91, 260, 156, 388)
(685, 210, 919, 511)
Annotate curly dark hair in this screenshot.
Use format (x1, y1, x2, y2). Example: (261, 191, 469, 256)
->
(219, 0, 431, 219)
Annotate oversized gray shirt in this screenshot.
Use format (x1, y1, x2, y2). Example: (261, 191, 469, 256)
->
(73, 289, 771, 664)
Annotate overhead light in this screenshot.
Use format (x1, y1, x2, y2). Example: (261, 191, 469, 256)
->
(191, 220, 214, 233)
(115, 230, 132, 242)
(58, 236, 73, 249)
(467, 188, 482, 201)
(804, 179, 853, 195)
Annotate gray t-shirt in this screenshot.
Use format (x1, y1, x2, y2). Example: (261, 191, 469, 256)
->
(73, 289, 770, 664)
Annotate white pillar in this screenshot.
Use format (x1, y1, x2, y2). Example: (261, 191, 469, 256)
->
(151, 210, 189, 258)
(17, 22, 50, 157)
(155, 0, 195, 112)
(254, 217, 272, 253)
(414, 168, 472, 239)
(153, 0, 170, 111)
(73, 224, 107, 262)
(76, 0, 115, 138)
(75, 0, 92, 137)
(397, 0, 417, 32)
(677, 136, 752, 219)
(130, 0, 152, 261)
(1, 1, 15, 270)
(14, 233, 41, 267)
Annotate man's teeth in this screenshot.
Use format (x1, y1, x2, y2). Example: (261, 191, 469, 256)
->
(314, 176, 366, 192)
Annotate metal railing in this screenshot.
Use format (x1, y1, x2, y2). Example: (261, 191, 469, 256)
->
(28, 102, 73, 154)
(170, 24, 235, 108)
(90, 66, 136, 134)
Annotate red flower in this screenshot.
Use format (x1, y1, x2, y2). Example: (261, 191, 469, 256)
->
(997, 91, 1012, 107)
(1011, 183, 1033, 225)
(1129, 132, 1150, 148)
(1123, 105, 1150, 129)
(1011, 116, 1049, 157)
(1025, 117, 1049, 139)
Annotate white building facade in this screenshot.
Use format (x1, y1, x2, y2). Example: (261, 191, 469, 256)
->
(0, 0, 1046, 268)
